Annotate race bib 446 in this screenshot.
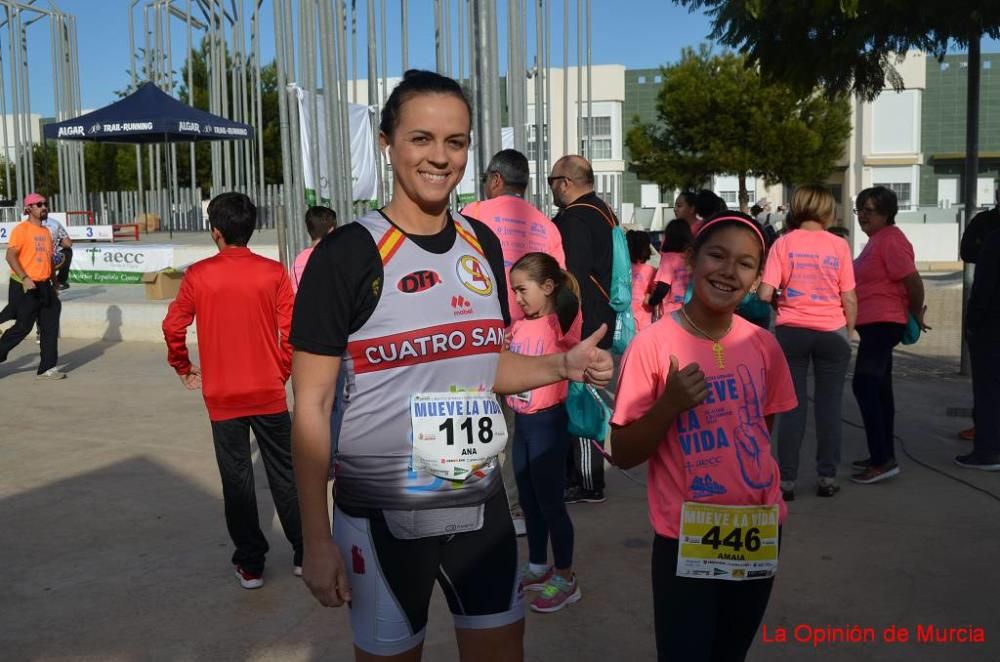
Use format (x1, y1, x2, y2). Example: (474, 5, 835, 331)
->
(677, 502, 779, 581)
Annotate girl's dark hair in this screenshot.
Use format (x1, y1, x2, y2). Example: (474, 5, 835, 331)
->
(510, 252, 581, 300)
(855, 186, 898, 225)
(379, 70, 472, 139)
(694, 189, 727, 219)
(692, 212, 766, 272)
(676, 190, 697, 207)
(626, 230, 652, 263)
(661, 218, 694, 254)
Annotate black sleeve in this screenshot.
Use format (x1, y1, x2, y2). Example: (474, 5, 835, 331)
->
(290, 222, 382, 356)
(960, 211, 986, 263)
(469, 218, 511, 326)
(556, 210, 595, 290)
(647, 281, 671, 307)
(967, 230, 1000, 336)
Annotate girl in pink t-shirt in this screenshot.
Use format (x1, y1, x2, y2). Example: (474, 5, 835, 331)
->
(507, 252, 583, 614)
(649, 219, 695, 313)
(627, 230, 658, 331)
(610, 214, 797, 661)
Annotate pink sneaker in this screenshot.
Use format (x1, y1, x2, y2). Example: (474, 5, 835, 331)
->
(530, 574, 581, 613)
(520, 564, 553, 591)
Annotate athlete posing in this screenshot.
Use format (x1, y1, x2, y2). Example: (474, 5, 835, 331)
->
(290, 70, 613, 662)
(610, 213, 797, 662)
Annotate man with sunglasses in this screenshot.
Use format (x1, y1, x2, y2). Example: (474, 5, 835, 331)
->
(549, 155, 617, 504)
(0, 193, 65, 379)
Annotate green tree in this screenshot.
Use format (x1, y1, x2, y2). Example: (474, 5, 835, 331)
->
(625, 46, 852, 211)
(676, 1, 1000, 100)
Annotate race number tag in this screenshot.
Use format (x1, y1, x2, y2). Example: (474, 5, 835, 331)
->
(677, 502, 779, 581)
(410, 392, 508, 481)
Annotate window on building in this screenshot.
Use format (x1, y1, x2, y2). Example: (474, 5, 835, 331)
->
(654, 75, 662, 84)
(940, 62, 950, 71)
(527, 123, 549, 163)
(985, 61, 992, 70)
(638, 75, 646, 84)
(579, 116, 613, 160)
(875, 181, 913, 209)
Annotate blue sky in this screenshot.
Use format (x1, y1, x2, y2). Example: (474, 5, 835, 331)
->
(22, 0, 1000, 116)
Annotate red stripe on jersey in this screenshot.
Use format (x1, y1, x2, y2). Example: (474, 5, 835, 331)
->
(348, 318, 506, 374)
(377, 227, 406, 265)
(454, 222, 485, 257)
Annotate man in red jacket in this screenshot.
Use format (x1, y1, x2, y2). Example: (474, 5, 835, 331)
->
(163, 192, 302, 589)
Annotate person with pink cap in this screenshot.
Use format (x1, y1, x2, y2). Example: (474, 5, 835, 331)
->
(0, 193, 64, 379)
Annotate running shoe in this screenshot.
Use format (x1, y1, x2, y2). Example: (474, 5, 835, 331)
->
(958, 427, 976, 441)
(293, 565, 303, 577)
(565, 486, 606, 504)
(36, 368, 66, 380)
(850, 460, 900, 484)
(235, 565, 264, 589)
(530, 574, 581, 613)
(816, 477, 841, 497)
(954, 453, 1000, 471)
(520, 564, 553, 591)
(851, 457, 872, 469)
(780, 481, 795, 502)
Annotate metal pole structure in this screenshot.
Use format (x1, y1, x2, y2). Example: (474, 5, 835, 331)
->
(380, 0, 387, 104)
(543, 0, 552, 210)
(563, 0, 568, 158)
(7, 7, 22, 203)
(457, 0, 464, 83)
(444, 0, 452, 77)
(336, 0, 354, 220)
(507, 0, 523, 152)
(188, 0, 197, 221)
(533, 0, 543, 207)
(485, 0, 500, 155)
(585, 0, 592, 162)
(0, 21, 10, 199)
(434, 0, 443, 73)
(368, 0, 383, 204)
(400, 0, 408, 73)
(352, 0, 358, 102)
(272, 0, 293, 266)
(253, 0, 265, 202)
(576, 0, 581, 157)
(959, 33, 981, 376)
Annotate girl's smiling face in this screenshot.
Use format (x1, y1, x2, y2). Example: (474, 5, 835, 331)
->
(689, 225, 762, 314)
(510, 268, 555, 319)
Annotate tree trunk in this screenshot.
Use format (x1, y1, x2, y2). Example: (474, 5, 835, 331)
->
(738, 172, 750, 213)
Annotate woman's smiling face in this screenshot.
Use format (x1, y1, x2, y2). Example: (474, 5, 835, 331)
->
(380, 92, 470, 211)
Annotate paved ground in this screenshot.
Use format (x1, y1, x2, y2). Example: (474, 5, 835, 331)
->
(2, 273, 998, 661)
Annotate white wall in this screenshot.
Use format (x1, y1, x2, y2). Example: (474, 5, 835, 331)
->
(852, 221, 959, 263)
(871, 90, 920, 154)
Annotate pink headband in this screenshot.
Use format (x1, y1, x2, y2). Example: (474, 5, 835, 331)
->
(697, 215, 767, 252)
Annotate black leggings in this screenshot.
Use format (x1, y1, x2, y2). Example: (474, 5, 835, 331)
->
(652, 535, 775, 662)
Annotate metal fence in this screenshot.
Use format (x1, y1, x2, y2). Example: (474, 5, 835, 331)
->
(50, 184, 285, 232)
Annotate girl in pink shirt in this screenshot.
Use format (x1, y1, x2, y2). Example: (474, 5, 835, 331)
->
(610, 213, 797, 661)
(758, 185, 857, 500)
(507, 252, 583, 613)
(627, 230, 658, 331)
(649, 219, 695, 313)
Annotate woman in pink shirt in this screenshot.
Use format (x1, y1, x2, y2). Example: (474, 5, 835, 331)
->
(610, 213, 797, 661)
(849, 186, 929, 485)
(758, 185, 857, 500)
(507, 252, 583, 614)
(627, 230, 657, 331)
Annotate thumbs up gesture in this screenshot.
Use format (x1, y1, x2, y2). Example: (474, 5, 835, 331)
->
(563, 323, 614, 387)
(661, 355, 708, 413)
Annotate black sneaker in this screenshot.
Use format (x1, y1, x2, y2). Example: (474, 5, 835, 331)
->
(57, 282, 69, 291)
(780, 481, 795, 502)
(816, 477, 841, 497)
(852, 458, 872, 469)
(565, 486, 605, 503)
(954, 453, 1000, 471)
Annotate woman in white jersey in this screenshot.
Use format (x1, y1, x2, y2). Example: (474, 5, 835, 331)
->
(290, 70, 613, 662)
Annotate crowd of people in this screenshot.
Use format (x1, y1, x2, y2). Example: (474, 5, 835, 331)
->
(5, 67, 996, 661)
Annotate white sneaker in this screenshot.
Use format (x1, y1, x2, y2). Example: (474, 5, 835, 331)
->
(36, 368, 66, 380)
(293, 565, 303, 577)
(513, 516, 527, 537)
(235, 566, 264, 589)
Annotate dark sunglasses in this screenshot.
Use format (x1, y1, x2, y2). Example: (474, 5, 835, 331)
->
(547, 175, 570, 186)
(30, 202, 48, 208)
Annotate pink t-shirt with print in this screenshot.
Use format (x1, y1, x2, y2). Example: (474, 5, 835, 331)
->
(654, 251, 689, 311)
(291, 246, 314, 294)
(611, 314, 797, 539)
(761, 230, 856, 332)
(631, 262, 657, 332)
(462, 195, 565, 322)
(853, 226, 916, 326)
(506, 311, 582, 414)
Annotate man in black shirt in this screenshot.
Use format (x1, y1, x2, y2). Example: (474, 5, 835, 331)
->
(955, 227, 1000, 471)
(549, 154, 615, 504)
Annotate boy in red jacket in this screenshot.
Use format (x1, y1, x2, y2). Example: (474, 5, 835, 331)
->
(163, 192, 302, 589)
